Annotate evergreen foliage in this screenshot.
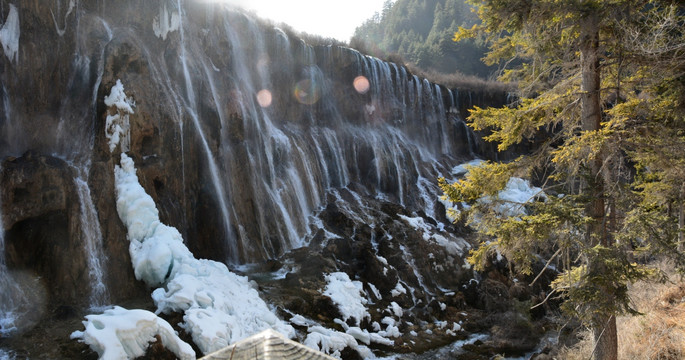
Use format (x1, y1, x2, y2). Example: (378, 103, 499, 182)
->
(440, 1, 684, 358)
(351, 0, 493, 78)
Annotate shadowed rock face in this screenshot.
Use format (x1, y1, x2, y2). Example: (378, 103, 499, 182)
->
(0, 1, 547, 359)
(1, 153, 82, 305)
(1, 152, 147, 309)
(0, 0, 495, 298)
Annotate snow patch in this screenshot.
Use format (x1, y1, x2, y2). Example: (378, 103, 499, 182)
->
(104, 80, 134, 152)
(451, 159, 484, 176)
(304, 326, 358, 359)
(0, 4, 20, 64)
(323, 272, 369, 325)
(398, 215, 470, 256)
(390, 282, 406, 297)
(378, 317, 401, 338)
(389, 302, 403, 317)
(70, 306, 194, 360)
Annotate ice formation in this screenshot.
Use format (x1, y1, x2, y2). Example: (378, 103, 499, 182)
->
(76, 77, 295, 357)
(487, 177, 546, 217)
(153, 2, 180, 40)
(104, 80, 133, 152)
(50, 0, 75, 36)
(289, 313, 382, 359)
(114, 153, 294, 354)
(70, 306, 195, 360)
(450, 159, 484, 176)
(309, 272, 399, 358)
(0, 4, 20, 64)
(304, 326, 358, 358)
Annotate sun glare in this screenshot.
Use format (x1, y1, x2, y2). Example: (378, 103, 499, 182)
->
(256, 89, 273, 108)
(205, 0, 391, 42)
(353, 76, 370, 94)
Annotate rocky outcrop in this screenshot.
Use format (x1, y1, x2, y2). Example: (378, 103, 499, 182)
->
(1, 152, 147, 309)
(0, 1, 551, 359)
(1, 152, 84, 307)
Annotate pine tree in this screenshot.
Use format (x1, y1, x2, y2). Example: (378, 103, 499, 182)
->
(442, 1, 684, 358)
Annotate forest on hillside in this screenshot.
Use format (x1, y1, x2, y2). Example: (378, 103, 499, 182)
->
(351, 0, 493, 78)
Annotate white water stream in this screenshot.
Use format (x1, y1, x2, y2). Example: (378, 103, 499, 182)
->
(73, 170, 109, 308)
(176, 0, 237, 261)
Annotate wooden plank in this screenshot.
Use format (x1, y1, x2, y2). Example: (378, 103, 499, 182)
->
(200, 329, 335, 360)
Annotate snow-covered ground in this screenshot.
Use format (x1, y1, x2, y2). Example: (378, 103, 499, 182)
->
(298, 272, 400, 358)
(70, 306, 194, 360)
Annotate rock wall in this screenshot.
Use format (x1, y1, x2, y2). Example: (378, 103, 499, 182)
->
(0, 0, 512, 346)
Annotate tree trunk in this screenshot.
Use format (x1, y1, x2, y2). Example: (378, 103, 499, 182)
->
(579, 11, 618, 360)
(593, 315, 618, 360)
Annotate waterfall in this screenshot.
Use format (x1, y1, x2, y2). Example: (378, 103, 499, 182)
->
(73, 166, 109, 308)
(0, 1, 518, 357)
(220, 11, 328, 254)
(176, 0, 238, 262)
(0, 0, 489, 291)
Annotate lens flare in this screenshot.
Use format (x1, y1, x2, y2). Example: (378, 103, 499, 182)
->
(353, 76, 370, 94)
(256, 89, 272, 108)
(294, 79, 321, 105)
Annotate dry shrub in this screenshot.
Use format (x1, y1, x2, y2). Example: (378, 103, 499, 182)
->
(617, 278, 685, 359)
(557, 261, 685, 359)
(557, 329, 594, 360)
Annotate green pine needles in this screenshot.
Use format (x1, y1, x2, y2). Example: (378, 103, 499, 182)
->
(442, 1, 684, 358)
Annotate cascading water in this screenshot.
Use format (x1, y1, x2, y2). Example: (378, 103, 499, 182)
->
(72, 165, 109, 308)
(0, 1, 509, 357)
(0, 0, 487, 268)
(175, 1, 237, 262)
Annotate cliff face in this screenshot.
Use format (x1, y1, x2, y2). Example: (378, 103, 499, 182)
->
(0, 1, 533, 358)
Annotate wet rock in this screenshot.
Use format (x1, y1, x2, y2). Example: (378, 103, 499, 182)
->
(1, 153, 84, 307)
(0, 152, 146, 311)
(0, 1, 535, 359)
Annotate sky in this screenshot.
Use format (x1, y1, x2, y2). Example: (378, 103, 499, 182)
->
(213, 0, 389, 42)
